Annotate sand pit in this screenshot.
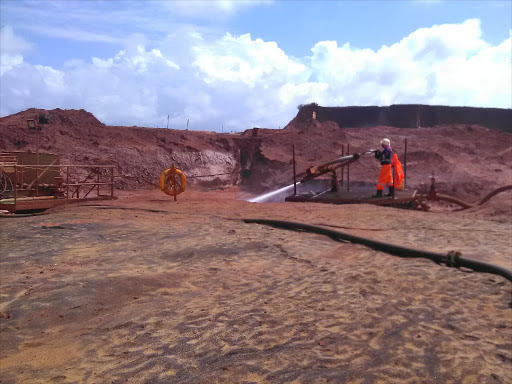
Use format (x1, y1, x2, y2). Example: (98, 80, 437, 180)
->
(1, 189, 511, 383)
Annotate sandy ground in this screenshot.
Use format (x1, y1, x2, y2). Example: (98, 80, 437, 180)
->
(1, 188, 511, 384)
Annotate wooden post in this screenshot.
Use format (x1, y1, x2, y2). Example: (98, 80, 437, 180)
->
(292, 145, 297, 196)
(66, 166, 70, 200)
(347, 143, 350, 191)
(171, 165, 177, 201)
(14, 165, 17, 206)
(96, 167, 100, 197)
(404, 138, 407, 189)
(110, 167, 114, 199)
(341, 145, 344, 187)
(20, 159, 24, 190)
(35, 131, 39, 197)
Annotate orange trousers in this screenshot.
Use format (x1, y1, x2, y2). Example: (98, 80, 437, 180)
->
(376, 164, 393, 191)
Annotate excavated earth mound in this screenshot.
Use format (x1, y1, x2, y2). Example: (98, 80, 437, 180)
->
(1, 107, 511, 200)
(0, 109, 250, 190)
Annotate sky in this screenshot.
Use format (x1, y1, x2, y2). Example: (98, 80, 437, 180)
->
(1, 0, 511, 131)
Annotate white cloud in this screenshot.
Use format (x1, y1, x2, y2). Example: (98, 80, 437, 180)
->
(1, 53, 23, 76)
(168, 0, 273, 19)
(0, 26, 31, 75)
(193, 33, 308, 87)
(0, 25, 32, 54)
(0, 20, 511, 131)
(308, 19, 511, 108)
(23, 25, 123, 44)
(96, 46, 180, 73)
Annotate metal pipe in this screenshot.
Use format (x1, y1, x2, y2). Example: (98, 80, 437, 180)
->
(66, 166, 69, 200)
(66, 182, 113, 186)
(14, 165, 17, 206)
(243, 219, 512, 282)
(301, 154, 360, 183)
(110, 167, 114, 199)
(96, 167, 100, 196)
(12, 165, 117, 168)
(341, 146, 344, 187)
(404, 138, 407, 189)
(35, 131, 39, 197)
(20, 157, 24, 189)
(293, 145, 297, 196)
(347, 144, 350, 191)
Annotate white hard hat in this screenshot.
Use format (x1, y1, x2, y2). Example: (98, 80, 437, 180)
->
(380, 138, 391, 146)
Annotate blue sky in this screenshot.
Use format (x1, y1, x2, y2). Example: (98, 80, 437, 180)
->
(232, 1, 511, 55)
(1, 0, 511, 130)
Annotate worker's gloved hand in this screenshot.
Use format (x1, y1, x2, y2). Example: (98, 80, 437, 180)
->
(374, 150, 382, 159)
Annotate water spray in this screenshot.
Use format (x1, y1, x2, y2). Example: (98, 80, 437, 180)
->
(248, 151, 370, 203)
(248, 182, 301, 203)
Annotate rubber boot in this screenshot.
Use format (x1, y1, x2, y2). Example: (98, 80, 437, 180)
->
(372, 190, 383, 198)
(386, 187, 394, 197)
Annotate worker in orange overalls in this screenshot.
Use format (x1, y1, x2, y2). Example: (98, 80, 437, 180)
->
(373, 138, 394, 197)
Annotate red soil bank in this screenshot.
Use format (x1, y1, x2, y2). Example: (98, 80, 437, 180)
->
(1, 106, 511, 200)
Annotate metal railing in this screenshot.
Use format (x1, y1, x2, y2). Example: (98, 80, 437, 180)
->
(7, 164, 115, 206)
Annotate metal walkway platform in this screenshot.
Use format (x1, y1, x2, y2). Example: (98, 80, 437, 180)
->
(0, 195, 115, 213)
(285, 188, 417, 206)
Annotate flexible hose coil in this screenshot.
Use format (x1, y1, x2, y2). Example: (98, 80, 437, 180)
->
(243, 219, 512, 282)
(434, 185, 512, 209)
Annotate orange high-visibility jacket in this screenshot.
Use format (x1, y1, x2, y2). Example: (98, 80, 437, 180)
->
(392, 154, 404, 190)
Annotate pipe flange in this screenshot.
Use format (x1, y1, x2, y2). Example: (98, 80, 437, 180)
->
(446, 250, 462, 268)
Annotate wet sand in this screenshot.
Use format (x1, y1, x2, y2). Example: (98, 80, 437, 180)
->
(1, 189, 511, 383)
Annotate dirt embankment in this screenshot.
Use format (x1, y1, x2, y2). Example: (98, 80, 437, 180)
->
(274, 119, 512, 199)
(1, 106, 511, 199)
(0, 109, 252, 190)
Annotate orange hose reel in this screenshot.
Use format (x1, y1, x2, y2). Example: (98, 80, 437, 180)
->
(159, 165, 186, 200)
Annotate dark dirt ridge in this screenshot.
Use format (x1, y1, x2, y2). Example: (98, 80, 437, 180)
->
(1, 106, 511, 198)
(297, 104, 512, 133)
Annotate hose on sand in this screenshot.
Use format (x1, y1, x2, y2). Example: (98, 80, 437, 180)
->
(243, 219, 512, 282)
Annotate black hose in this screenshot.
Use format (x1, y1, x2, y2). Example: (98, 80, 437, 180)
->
(477, 185, 512, 206)
(434, 185, 512, 210)
(243, 219, 512, 282)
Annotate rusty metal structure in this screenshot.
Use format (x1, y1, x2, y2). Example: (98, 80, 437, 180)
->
(0, 152, 115, 213)
(1, 114, 116, 213)
(1, 152, 61, 197)
(285, 140, 417, 208)
(412, 174, 512, 211)
(284, 141, 511, 211)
